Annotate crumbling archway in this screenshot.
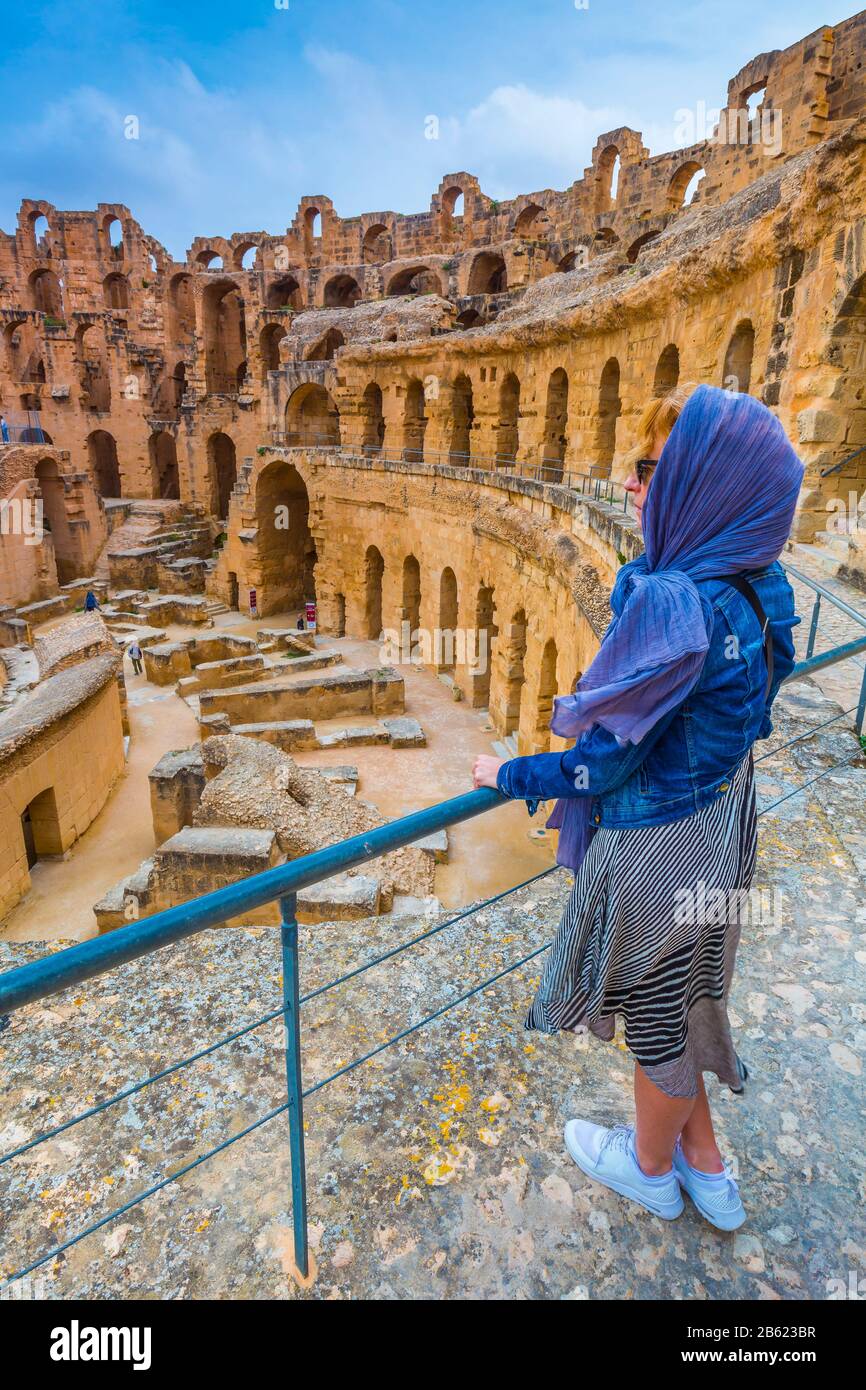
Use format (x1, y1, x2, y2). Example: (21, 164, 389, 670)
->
(449, 374, 474, 462)
(542, 368, 569, 474)
(468, 253, 507, 295)
(87, 430, 121, 497)
(207, 432, 237, 518)
(361, 382, 385, 453)
(386, 265, 444, 297)
(285, 384, 340, 446)
(596, 357, 621, 470)
(653, 343, 680, 396)
(255, 459, 312, 614)
(438, 567, 459, 671)
(722, 320, 755, 395)
(323, 274, 361, 308)
(403, 379, 427, 461)
(364, 545, 384, 639)
(202, 280, 247, 393)
(149, 431, 180, 499)
(496, 372, 520, 463)
(402, 555, 421, 637)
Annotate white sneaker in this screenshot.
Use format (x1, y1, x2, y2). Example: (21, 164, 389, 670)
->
(564, 1120, 684, 1220)
(673, 1142, 746, 1231)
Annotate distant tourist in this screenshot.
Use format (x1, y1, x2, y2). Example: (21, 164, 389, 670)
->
(84, 589, 100, 612)
(473, 384, 802, 1233)
(0, 414, 8, 443)
(296, 613, 305, 630)
(128, 641, 143, 676)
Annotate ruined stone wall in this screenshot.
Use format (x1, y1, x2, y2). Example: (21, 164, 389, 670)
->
(0, 654, 125, 917)
(0, 12, 864, 577)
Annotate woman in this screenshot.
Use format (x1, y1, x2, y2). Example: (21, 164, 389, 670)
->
(472, 384, 802, 1230)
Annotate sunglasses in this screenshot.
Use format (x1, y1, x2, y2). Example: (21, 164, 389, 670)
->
(635, 458, 657, 485)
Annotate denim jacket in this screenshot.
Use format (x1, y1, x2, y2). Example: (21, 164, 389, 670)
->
(496, 562, 798, 830)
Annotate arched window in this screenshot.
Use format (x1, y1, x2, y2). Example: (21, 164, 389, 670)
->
(403, 379, 427, 462)
(361, 382, 385, 453)
(668, 162, 705, 210)
(542, 368, 569, 474)
(285, 384, 340, 446)
(449, 374, 474, 462)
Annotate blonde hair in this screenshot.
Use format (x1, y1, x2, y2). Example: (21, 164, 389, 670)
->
(625, 382, 697, 470)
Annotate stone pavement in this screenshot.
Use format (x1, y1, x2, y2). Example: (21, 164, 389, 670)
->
(0, 678, 863, 1300)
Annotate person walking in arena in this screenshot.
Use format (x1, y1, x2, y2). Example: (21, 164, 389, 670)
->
(472, 384, 802, 1230)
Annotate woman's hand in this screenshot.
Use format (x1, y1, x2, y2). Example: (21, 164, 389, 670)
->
(472, 754, 505, 790)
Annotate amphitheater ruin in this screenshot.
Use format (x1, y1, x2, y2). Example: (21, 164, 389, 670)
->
(1, 12, 866, 1300)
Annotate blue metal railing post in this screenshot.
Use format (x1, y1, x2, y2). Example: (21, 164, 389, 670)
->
(806, 594, 822, 658)
(857, 664, 866, 739)
(280, 892, 309, 1280)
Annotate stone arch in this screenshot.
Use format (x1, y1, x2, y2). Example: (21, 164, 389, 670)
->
(496, 372, 520, 463)
(653, 343, 680, 396)
(542, 367, 569, 473)
(502, 607, 527, 736)
(364, 545, 384, 639)
(196, 248, 223, 269)
(596, 357, 621, 470)
(449, 373, 474, 461)
(438, 567, 459, 672)
(103, 273, 129, 310)
(472, 583, 498, 708)
(24, 352, 46, 384)
(29, 269, 62, 317)
(513, 203, 547, 240)
(260, 323, 286, 375)
(103, 214, 124, 256)
(76, 324, 111, 413)
(285, 383, 340, 446)
(305, 327, 345, 361)
(266, 275, 302, 310)
(456, 308, 482, 330)
(386, 265, 444, 297)
(468, 252, 507, 295)
(169, 273, 196, 345)
(149, 431, 180, 499)
(403, 378, 427, 461)
(303, 207, 322, 251)
(626, 232, 660, 264)
(361, 382, 385, 453)
(202, 280, 247, 393)
(592, 227, 619, 254)
(535, 637, 559, 752)
(255, 458, 312, 614)
(34, 457, 72, 577)
(362, 224, 392, 265)
(87, 430, 121, 497)
(233, 241, 259, 271)
(668, 162, 705, 210)
(596, 145, 621, 210)
(207, 431, 237, 518)
(722, 319, 755, 395)
(402, 554, 421, 635)
(322, 274, 361, 308)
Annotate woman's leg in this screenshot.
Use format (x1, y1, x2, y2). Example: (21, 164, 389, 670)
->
(678, 1075, 724, 1173)
(633, 1062, 696, 1176)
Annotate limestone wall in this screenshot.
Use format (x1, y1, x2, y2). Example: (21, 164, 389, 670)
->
(0, 654, 126, 917)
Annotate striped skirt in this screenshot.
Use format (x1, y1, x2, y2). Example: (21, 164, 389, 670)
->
(526, 751, 756, 1099)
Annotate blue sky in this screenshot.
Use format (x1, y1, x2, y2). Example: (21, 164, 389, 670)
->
(0, 0, 846, 259)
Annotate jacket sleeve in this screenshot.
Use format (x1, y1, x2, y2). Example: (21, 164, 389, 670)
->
(496, 705, 680, 801)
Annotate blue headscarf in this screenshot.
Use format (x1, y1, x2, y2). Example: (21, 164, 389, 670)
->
(547, 384, 804, 867)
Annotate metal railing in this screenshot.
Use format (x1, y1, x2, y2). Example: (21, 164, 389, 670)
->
(782, 562, 866, 734)
(1, 576, 865, 1292)
(269, 432, 633, 512)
